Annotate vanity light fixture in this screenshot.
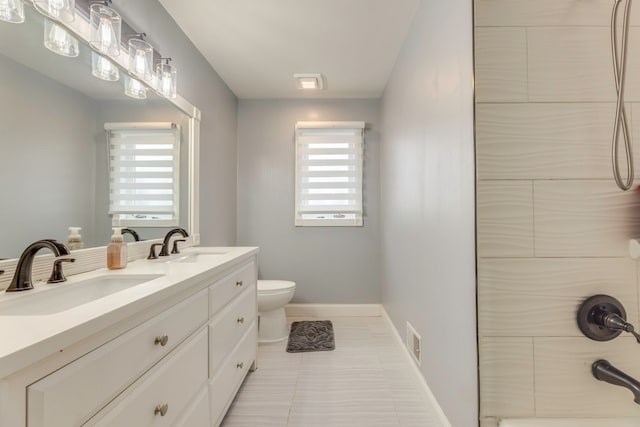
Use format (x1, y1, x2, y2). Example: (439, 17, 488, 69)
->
(155, 58, 177, 99)
(128, 36, 153, 82)
(124, 76, 146, 99)
(34, 0, 75, 23)
(294, 73, 324, 90)
(89, 2, 120, 56)
(91, 51, 119, 81)
(0, 0, 24, 24)
(43, 19, 79, 57)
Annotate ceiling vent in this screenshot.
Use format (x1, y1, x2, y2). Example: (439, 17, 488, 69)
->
(294, 73, 324, 90)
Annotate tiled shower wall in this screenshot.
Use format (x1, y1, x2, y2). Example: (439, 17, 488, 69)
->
(475, 0, 640, 425)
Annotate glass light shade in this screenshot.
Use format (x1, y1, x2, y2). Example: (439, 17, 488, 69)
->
(0, 0, 24, 24)
(89, 3, 121, 56)
(124, 76, 147, 99)
(91, 52, 119, 81)
(44, 19, 79, 57)
(34, 0, 75, 23)
(156, 62, 177, 99)
(128, 38, 153, 82)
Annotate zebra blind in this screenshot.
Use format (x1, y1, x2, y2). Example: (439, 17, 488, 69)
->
(106, 122, 180, 227)
(295, 121, 365, 226)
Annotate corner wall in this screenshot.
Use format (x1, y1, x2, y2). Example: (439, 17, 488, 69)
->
(380, 1, 477, 426)
(475, 0, 640, 424)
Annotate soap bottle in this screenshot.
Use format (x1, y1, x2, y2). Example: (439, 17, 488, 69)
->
(107, 227, 128, 270)
(67, 227, 84, 250)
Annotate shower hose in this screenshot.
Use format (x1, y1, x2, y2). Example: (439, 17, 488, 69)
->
(611, 0, 634, 190)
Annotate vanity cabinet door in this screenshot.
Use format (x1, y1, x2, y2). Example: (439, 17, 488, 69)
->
(27, 289, 208, 427)
(209, 282, 257, 374)
(87, 329, 208, 427)
(209, 261, 256, 315)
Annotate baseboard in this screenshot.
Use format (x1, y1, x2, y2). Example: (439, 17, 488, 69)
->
(284, 303, 382, 318)
(380, 307, 453, 427)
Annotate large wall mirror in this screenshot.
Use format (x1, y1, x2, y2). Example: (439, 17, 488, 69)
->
(0, 4, 200, 259)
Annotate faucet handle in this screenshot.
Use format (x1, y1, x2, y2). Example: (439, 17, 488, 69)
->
(147, 243, 164, 260)
(171, 239, 186, 254)
(48, 257, 76, 284)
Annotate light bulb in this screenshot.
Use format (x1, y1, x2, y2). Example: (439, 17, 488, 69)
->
(91, 52, 119, 81)
(90, 4, 120, 56)
(44, 20, 79, 57)
(0, 0, 24, 23)
(34, 0, 75, 23)
(124, 77, 146, 99)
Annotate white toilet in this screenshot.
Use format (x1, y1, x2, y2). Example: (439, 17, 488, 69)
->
(257, 280, 296, 343)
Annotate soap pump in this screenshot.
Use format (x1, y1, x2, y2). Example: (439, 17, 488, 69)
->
(107, 227, 128, 270)
(67, 227, 84, 250)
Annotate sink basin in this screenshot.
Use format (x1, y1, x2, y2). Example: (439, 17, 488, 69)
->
(0, 274, 163, 316)
(161, 253, 223, 263)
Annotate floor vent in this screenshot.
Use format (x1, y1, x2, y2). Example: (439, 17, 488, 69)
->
(406, 322, 421, 366)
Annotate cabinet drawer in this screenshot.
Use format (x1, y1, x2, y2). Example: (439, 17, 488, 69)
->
(88, 329, 208, 427)
(27, 289, 208, 427)
(209, 261, 256, 315)
(210, 323, 257, 427)
(209, 283, 256, 375)
(172, 386, 210, 427)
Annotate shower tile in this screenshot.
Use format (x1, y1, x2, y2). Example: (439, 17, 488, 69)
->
(476, 181, 534, 258)
(476, 103, 615, 180)
(478, 337, 534, 418)
(475, 28, 528, 103)
(528, 27, 614, 102)
(476, 0, 612, 27)
(533, 180, 640, 257)
(478, 258, 638, 336)
(535, 337, 640, 417)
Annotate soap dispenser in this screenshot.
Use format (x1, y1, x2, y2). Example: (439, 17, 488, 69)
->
(107, 227, 128, 270)
(67, 227, 84, 250)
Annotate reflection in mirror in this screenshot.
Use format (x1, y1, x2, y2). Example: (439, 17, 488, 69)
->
(0, 4, 191, 259)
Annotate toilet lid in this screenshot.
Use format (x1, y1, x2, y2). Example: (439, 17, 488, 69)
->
(258, 280, 296, 292)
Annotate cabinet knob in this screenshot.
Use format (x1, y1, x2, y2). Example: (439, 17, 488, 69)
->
(154, 335, 169, 347)
(154, 403, 169, 416)
(236, 362, 244, 369)
(237, 317, 244, 324)
(236, 280, 243, 287)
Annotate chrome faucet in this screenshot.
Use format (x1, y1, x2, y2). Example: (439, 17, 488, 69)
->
(159, 228, 189, 256)
(593, 360, 640, 405)
(6, 240, 75, 292)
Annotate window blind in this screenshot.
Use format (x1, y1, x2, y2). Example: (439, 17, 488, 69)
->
(295, 121, 365, 226)
(106, 122, 180, 227)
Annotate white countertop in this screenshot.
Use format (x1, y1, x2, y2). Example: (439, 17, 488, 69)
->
(0, 246, 258, 379)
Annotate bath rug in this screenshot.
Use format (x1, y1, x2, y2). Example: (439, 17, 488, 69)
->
(286, 320, 335, 353)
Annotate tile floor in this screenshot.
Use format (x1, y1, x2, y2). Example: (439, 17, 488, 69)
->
(220, 316, 446, 427)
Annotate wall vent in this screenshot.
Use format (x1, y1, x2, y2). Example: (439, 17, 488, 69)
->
(406, 321, 421, 366)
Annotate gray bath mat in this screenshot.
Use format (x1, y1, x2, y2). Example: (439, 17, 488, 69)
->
(286, 320, 335, 353)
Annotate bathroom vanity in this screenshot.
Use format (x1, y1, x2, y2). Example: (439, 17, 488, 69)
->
(0, 246, 258, 427)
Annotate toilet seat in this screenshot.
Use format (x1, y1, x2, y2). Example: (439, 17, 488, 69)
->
(257, 280, 296, 294)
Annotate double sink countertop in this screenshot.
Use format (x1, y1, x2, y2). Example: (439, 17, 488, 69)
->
(0, 246, 258, 379)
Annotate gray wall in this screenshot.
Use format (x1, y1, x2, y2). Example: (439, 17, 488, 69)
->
(237, 99, 381, 303)
(119, 0, 239, 246)
(0, 56, 97, 258)
(380, 1, 477, 426)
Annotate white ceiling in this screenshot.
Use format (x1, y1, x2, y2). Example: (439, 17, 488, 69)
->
(158, 0, 421, 99)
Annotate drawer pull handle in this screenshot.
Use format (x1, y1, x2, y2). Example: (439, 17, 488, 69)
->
(154, 403, 169, 416)
(237, 317, 245, 324)
(154, 335, 169, 347)
(236, 280, 243, 287)
(236, 362, 244, 369)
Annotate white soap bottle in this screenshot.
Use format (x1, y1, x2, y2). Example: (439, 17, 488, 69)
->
(107, 227, 128, 270)
(67, 226, 84, 250)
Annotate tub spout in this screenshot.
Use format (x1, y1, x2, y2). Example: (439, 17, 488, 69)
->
(593, 360, 640, 404)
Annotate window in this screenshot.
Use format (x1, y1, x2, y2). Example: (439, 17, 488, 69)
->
(106, 122, 180, 227)
(295, 121, 365, 226)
